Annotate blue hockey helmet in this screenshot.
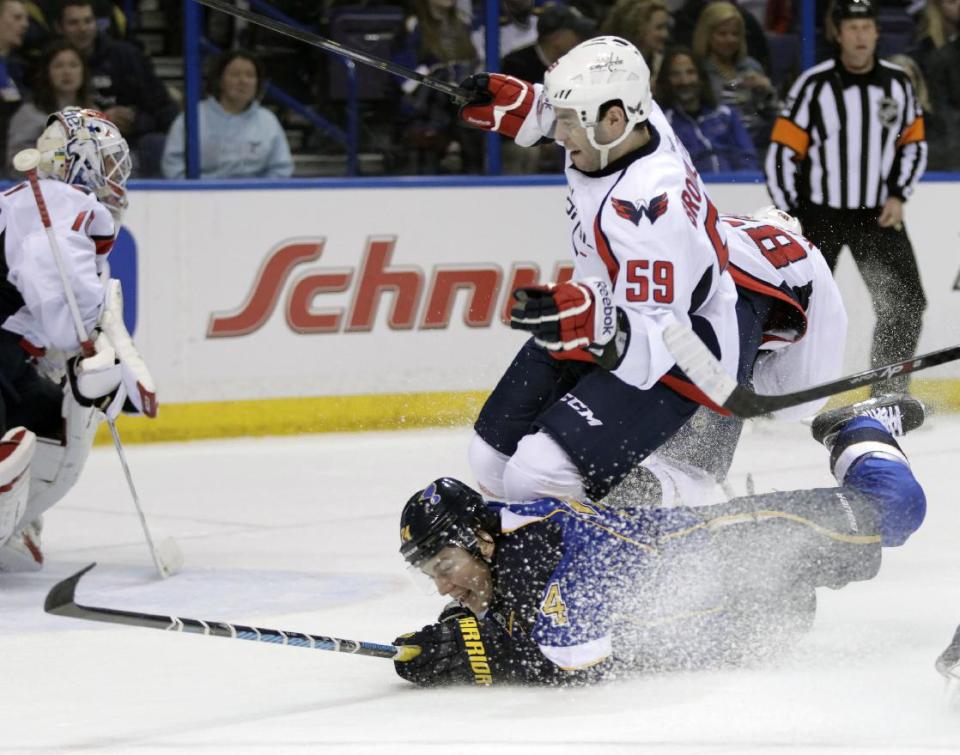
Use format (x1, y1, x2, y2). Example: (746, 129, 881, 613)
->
(399, 478, 498, 567)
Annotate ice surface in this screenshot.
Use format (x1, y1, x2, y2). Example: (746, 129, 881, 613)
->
(4, 417, 960, 754)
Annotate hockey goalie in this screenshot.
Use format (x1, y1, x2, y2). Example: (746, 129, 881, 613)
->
(0, 107, 156, 572)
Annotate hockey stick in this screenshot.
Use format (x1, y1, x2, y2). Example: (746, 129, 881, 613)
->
(44, 563, 421, 662)
(194, 0, 474, 104)
(662, 321, 960, 418)
(13, 149, 183, 579)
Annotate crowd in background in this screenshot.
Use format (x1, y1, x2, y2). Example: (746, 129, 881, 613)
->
(0, 0, 957, 178)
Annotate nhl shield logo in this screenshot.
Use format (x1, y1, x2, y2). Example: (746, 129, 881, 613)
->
(878, 97, 899, 128)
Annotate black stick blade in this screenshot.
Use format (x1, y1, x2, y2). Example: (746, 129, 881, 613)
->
(44, 562, 97, 615)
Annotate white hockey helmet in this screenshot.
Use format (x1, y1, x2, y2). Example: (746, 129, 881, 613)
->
(750, 205, 804, 236)
(36, 107, 132, 221)
(543, 36, 653, 169)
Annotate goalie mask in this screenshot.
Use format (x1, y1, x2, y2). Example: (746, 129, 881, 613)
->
(399, 478, 498, 568)
(544, 36, 653, 169)
(36, 107, 132, 221)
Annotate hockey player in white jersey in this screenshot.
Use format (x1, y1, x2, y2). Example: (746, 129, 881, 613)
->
(458, 37, 742, 503)
(628, 206, 850, 506)
(0, 107, 155, 571)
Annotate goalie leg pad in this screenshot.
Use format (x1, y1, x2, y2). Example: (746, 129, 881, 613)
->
(24, 390, 99, 523)
(0, 427, 36, 547)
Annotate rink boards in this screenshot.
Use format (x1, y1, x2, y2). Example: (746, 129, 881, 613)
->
(103, 176, 960, 442)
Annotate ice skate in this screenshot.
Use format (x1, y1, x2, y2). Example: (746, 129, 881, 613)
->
(811, 394, 925, 448)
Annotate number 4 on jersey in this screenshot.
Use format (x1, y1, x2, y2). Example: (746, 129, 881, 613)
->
(541, 582, 569, 627)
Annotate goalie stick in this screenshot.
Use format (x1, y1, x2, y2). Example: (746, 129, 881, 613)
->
(44, 563, 421, 662)
(662, 321, 960, 418)
(194, 0, 474, 104)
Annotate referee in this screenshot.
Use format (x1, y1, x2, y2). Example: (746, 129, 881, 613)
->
(765, 0, 927, 396)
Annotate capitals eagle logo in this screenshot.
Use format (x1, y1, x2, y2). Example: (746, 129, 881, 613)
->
(611, 192, 669, 226)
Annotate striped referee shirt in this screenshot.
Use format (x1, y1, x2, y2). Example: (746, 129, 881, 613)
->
(765, 57, 927, 211)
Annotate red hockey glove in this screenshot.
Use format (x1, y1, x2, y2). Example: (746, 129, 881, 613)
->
(458, 73, 535, 139)
(510, 279, 627, 368)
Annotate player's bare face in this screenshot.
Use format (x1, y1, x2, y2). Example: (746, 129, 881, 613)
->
(421, 546, 493, 615)
(837, 19, 878, 74)
(554, 109, 601, 171)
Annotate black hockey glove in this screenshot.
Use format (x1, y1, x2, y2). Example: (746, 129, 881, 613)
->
(393, 613, 563, 687)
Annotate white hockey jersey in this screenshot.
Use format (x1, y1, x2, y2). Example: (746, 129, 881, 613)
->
(1, 180, 116, 353)
(722, 215, 847, 420)
(563, 104, 740, 409)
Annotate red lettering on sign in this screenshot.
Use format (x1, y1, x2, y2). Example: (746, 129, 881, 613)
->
(423, 268, 502, 328)
(347, 237, 423, 331)
(207, 239, 325, 337)
(285, 270, 353, 333)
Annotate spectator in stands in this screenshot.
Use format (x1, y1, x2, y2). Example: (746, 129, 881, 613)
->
(472, 0, 538, 64)
(161, 49, 293, 180)
(656, 46, 758, 172)
(692, 0, 777, 150)
(0, 0, 28, 176)
(886, 52, 953, 169)
(925, 24, 960, 169)
(6, 39, 91, 170)
(54, 0, 178, 177)
(672, 0, 770, 69)
(910, 0, 959, 70)
(502, 3, 596, 83)
(395, 0, 480, 174)
(600, 0, 671, 81)
(500, 3, 595, 173)
(35, 0, 127, 39)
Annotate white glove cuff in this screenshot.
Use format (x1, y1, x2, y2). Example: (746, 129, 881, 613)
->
(515, 83, 552, 147)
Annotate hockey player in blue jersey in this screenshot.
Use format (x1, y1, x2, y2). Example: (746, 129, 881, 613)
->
(392, 395, 927, 686)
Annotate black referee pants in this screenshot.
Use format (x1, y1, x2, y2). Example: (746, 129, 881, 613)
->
(797, 204, 927, 395)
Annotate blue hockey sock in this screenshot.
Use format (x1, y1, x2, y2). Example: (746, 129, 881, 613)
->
(832, 417, 925, 546)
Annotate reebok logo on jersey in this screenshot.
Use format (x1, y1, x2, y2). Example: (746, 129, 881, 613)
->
(611, 193, 668, 226)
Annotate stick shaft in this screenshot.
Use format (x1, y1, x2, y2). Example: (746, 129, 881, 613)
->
(45, 564, 419, 661)
(663, 322, 960, 418)
(194, 0, 473, 103)
(106, 420, 170, 577)
(26, 171, 94, 357)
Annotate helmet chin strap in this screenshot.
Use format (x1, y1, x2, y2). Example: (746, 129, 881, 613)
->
(585, 122, 635, 170)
